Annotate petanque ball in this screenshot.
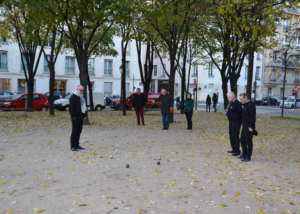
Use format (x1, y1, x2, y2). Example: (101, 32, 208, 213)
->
(4, 140, 7, 142)
(126, 164, 129, 168)
(110, 155, 113, 159)
(99, 154, 103, 158)
(158, 157, 161, 160)
(157, 161, 160, 165)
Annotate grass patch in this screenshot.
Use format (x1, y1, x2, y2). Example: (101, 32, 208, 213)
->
(90, 122, 103, 126)
(270, 116, 300, 121)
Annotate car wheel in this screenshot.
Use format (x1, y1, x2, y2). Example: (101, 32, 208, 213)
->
(291, 105, 294, 108)
(40, 106, 48, 111)
(95, 105, 102, 111)
(152, 105, 158, 109)
(65, 105, 69, 111)
(126, 105, 129, 110)
(8, 106, 16, 111)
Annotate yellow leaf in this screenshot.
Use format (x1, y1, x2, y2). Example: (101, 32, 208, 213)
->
(45, 172, 52, 175)
(163, 192, 168, 194)
(184, 196, 188, 198)
(1, 181, 7, 184)
(78, 204, 88, 206)
(0, 191, 4, 193)
(88, 178, 92, 180)
(169, 182, 173, 186)
(5, 208, 13, 214)
(36, 209, 45, 213)
(43, 185, 49, 188)
(120, 191, 124, 193)
(257, 198, 264, 202)
(233, 199, 238, 202)
(11, 194, 16, 197)
(155, 170, 162, 173)
(235, 192, 241, 195)
(143, 197, 147, 200)
(14, 174, 18, 176)
(274, 198, 281, 201)
(35, 177, 40, 179)
(258, 209, 266, 214)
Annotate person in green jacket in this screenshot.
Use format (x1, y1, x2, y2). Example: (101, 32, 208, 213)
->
(184, 92, 194, 131)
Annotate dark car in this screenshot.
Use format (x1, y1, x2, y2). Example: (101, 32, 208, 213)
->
(251, 98, 262, 105)
(261, 96, 279, 106)
(45, 92, 62, 101)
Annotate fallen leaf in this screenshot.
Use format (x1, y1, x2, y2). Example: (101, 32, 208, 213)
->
(78, 204, 88, 206)
(36, 209, 45, 213)
(163, 192, 168, 194)
(1, 181, 7, 184)
(258, 210, 266, 214)
(155, 170, 162, 173)
(219, 204, 226, 207)
(169, 182, 173, 187)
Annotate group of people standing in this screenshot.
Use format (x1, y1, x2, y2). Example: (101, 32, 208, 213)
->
(68, 85, 256, 162)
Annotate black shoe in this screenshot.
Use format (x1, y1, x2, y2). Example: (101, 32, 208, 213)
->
(227, 150, 234, 153)
(232, 152, 241, 156)
(77, 146, 85, 150)
(237, 155, 244, 160)
(162, 127, 166, 130)
(71, 147, 78, 151)
(241, 157, 251, 162)
(165, 128, 169, 130)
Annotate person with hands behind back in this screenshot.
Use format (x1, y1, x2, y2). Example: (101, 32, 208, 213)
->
(184, 92, 194, 131)
(132, 88, 146, 126)
(153, 89, 173, 130)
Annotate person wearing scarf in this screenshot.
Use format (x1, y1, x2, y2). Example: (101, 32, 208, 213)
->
(225, 92, 243, 157)
(69, 85, 87, 151)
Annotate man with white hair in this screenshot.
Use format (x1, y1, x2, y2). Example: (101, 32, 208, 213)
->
(69, 85, 87, 151)
(225, 91, 243, 156)
(153, 89, 173, 130)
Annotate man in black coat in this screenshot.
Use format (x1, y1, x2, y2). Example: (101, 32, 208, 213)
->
(153, 89, 173, 130)
(69, 85, 87, 151)
(225, 92, 243, 156)
(132, 88, 146, 125)
(206, 95, 211, 112)
(238, 93, 256, 162)
(212, 93, 218, 112)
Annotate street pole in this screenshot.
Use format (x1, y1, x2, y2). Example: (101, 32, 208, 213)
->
(195, 67, 198, 111)
(133, 74, 134, 92)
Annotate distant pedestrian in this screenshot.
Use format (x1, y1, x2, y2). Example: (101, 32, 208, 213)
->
(184, 92, 194, 131)
(153, 89, 173, 130)
(132, 88, 146, 126)
(238, 93, 256, 162)
(212, 93, 218, 112)
(206, 95, 211, 112)
(69, 85, 86, 151)
(225, 92, 243, 156)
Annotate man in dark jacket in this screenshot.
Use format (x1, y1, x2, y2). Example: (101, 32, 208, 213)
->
(225, 92, 243, 156)
(69, 85, 87, 151)
(212, 93, 218, 112)
(206, 95, 211, 112)
(132, 88, 146, 125)
(238, 93, 256, 162)
(153, 89, 173, 130)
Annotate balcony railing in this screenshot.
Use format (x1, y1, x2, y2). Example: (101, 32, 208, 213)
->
(283, 25, 291, 31)
(269, 78, 276, 82)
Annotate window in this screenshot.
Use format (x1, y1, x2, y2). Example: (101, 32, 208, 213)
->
(126, 83, 129, 92)
(88, 58, 94, 75)
(295, 72, 299, 80)
(274, 33, 280, 45)
(21, 54, 29, 71)
(154, 51, 157, 58)
(33, 95, 43, 100)
(44, 55, 50, 73)
(0, 79, 11, 91)
(104, 60, 112, 76)
(255, 66, 260, 80)
(273, 51, 279, 61)
(175, 84, 178, 95)
(297, 38, 300, 47)
(245, 66, 248, 79)
(281, 71, 285, 82)
(267, 88, 272, 96)
(18, 79, 36, 93)
(270, 70, 276, 82)
(284, 19, 291, 31)
(125, 61, 130, 77)
(162, 64, 166, 77)
(104, 82, 112, 96)
(0, 52, 7, 70)
(0, 37, 7, 43)
(257, 52, 261, 60)
(124, 41, 130, 55)
(192, 65, 198, 76)
(153, 65, 157, 76)
(65, 57, 75, 74)
(208, 63, 213, 77)
(283, 35, 289, 45)
(45, 35, 52, 47)
(162, 50, 166, 58)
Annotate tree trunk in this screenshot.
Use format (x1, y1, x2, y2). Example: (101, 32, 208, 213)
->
(230, 76, 238, 98)
(246, 47, 255, 99)
(122, 47, 127, 116)
(78, 58, 90, 125)
(281, 53, 287, 118)
(26, 77, 34, 112)
(222, 79, 229, 108)
(49, 64, 55, 116)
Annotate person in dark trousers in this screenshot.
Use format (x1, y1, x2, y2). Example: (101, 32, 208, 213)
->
(225, 92, 243, 156)
(69, 85, 87, 151)
(238, 93, 256, 162)
(212, 93, 218, 112)
(206, 95, 211, 112)
(184, 92, 194, 131)
(132, 88, 146, 126)
(153, 89, 173, 130)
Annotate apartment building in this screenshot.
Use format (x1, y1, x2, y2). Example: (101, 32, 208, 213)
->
(263, 6, 300, 98)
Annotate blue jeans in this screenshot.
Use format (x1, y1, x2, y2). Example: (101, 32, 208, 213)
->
(162, 113, 170, 129)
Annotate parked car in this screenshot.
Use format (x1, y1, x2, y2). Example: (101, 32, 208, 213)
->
(0, 91, 18, 98)
(261, 96, 279, 105)
(110, 92, 161, 110)
(45, 92, 62, 102)
(251, 98, 262, 105)
(280, 98, 300, 108)
(104, 94, 119, 106)
(54, 92, 105, 111)
(1, 93, 49, 111)
(278, 95, 295, 107)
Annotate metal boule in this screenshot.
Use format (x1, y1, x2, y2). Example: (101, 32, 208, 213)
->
(126, 164, 129, 168)
(157, 161, 160, 165)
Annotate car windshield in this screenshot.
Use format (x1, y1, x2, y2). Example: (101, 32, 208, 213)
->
(262, 97, 268, 100)
(126, 93, 133, 98)
(287, 99, 294, 102)
(11, 94, 23, 100)
(65, 93, 72, 99)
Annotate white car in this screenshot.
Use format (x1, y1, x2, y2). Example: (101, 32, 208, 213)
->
(280, 98, 300, 108)
(54, 92, 105, 111)
(278, 96, 295, 107)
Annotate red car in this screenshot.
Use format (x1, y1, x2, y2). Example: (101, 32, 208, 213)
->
(1, 93, 49, 111)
